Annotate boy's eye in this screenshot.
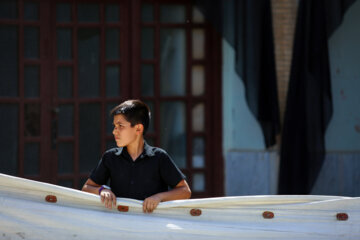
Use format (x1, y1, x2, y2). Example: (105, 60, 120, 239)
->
(113, 124, 125, 129)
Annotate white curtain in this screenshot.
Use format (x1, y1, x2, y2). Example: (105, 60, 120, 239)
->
(0, 173, 359, 240)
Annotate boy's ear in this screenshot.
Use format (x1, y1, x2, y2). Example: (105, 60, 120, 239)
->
(135, 124, 144, 134)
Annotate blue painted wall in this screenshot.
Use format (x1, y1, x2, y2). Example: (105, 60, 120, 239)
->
(222, 40, 278, 196)
(312, 0, 360, 196)
(222, 40, 265, 152)
(325, 0, 360, 151)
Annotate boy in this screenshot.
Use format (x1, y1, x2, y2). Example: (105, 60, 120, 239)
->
(82, 99, 191, 213)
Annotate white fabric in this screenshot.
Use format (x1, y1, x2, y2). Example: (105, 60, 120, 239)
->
(0, 173, 359, 240)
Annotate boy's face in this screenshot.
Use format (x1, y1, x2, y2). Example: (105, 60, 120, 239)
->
(112, 114, 141, 147)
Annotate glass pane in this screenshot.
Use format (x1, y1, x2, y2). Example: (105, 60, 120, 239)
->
(79, 103, 101, 173)
(57, 66, 73, 98)
(24, 142, 39, 175)
(106, 103, 117, 135)
(56, 3, 71, 22)
(105, 4, 119, 22)
(141, 28, 154, 59)
(78, 4, 99, 23)
(193, 7, 205, 23)
(106, 139, 116, 150)
(160, 102, 186, 168)
(79, 178, 88, 190)
(192, 137, 205, 168)
(144, 137, 154, 146)
(192, 103, 204, 132)
(191, 65, 205, 96)
(24, 27, 39, 59)
(0, 26, 18, 97)
(141, 4, 154, 22)
(0, 105, 18, 175)
(58, 180, 73, 188)
(192, 29, 205, 59)
(0, 1, 17, 19)
(160, 5, 185, 23)
(106, 29, 119, 60)
(106, 66, 120, 97)
(57, 28, 72, 60)
(24, 104, 40, 137)
(24, 1, 39, 20)
(144, 101, 154, 133)
(193, 173, 205, 192)
(58, 104, 73, 136)
(141, 64, 154, 97)
(58, 142, 73, 174)
(24, 65, 39, 98)
(78, 28, 100, 98)
(160, 29, 186, 96)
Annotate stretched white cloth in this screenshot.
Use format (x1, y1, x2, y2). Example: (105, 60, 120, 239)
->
(0, 173, 359, 240)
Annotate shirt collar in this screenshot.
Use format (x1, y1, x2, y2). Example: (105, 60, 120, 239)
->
(114, 141, 155, 158)
(114, 147, 123, 156)
(142, 141, 156, 157)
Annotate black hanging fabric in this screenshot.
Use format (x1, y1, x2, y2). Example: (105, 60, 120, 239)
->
(194, 0, 280, 148)
(278, 0, 356, 194)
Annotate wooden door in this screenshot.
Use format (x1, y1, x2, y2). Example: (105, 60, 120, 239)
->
(132, 1, 223, 197)
(0, 0, 223, 197)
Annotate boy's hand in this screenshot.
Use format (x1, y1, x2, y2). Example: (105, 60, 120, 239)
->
(143, 195, 162, 213)
(100, 189, 117, 209)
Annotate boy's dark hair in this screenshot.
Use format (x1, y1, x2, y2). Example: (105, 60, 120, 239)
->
(110, 99, 151, 135)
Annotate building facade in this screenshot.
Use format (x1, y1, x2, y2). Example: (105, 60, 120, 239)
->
(1, 0, 359, 197)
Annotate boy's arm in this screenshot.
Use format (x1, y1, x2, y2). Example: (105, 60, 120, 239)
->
(82, 178, 117, 209)
(82, 178, 102, 194)
(143, 179, 191, 213)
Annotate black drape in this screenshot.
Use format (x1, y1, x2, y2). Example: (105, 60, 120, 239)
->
(278, 0, 356, 194)
(195, 0, 280, 148)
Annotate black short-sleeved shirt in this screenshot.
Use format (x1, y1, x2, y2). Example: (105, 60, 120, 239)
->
(89, 142, 185, 200)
